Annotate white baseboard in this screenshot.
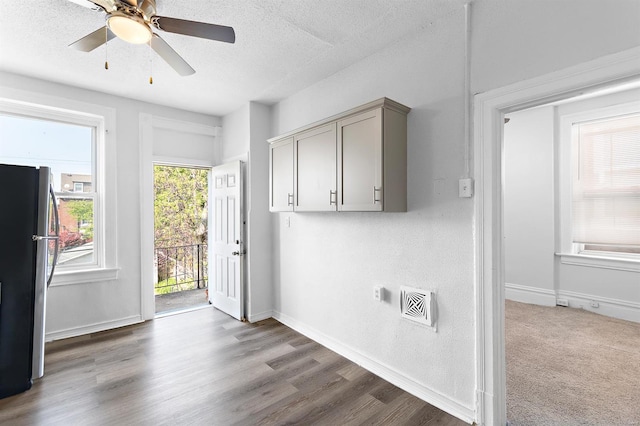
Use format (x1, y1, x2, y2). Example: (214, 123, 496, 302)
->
(273, 311, 475, 424)
(248, 310, 273, 323)
(505, 283, 640, 323)
(505, 283, 556, 306)
(45, 315, 144, 342)
(557, 290, 640, 323)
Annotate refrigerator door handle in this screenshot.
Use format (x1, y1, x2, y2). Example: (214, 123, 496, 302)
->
(46, 185, 60, 288)
(31, 235, 59, 241)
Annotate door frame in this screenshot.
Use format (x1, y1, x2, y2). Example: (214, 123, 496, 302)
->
(473, 47, 640, 426)
(139, 114, 219, 321)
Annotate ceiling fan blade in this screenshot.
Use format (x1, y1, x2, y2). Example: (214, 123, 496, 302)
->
(120, 0, 139, 6)
(69, 26, 116, 52)
(66, 0, 113, 12)
(153, 16, 235, 44)
(150, 34, 195, 76)
(67, 0, 100, 9)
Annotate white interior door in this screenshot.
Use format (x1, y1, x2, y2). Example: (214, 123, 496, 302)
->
(209, 161, 244, 320)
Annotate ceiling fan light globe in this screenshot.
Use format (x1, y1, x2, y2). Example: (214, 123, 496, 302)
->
(107, 14, 152, 44)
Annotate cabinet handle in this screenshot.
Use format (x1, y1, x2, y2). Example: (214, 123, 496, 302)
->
(329, 190, 337, 205)
(373, 186, 382, 203)
(287, 193, 293, 206)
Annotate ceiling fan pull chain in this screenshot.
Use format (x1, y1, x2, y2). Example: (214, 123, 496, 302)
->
(149, 40, 153, 84)
(104, 26, 109, 70)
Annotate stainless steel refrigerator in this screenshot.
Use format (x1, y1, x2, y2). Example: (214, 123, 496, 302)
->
(0, 163, 59, 399)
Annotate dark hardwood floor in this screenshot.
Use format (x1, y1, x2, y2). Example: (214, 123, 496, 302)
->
(0, 307, 468, 425)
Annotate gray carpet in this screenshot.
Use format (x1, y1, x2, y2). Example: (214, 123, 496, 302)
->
(506, 300, 640, 426)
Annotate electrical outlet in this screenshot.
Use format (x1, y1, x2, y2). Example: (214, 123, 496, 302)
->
(285, 216, 291, 228)
(556, 298, 569, 307)
(590, 301, 599, 308)
(373, 286, 384, 302)
(459, 178, 473, 198)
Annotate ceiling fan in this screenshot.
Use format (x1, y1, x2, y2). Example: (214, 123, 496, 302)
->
(67, 0, 235, 76)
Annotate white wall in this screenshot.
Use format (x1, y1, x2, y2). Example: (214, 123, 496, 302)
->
(247, 102, 273, 321)
(504, 106, 556, 305)
(470, 0, 640, 94)
(221, 104, 250, 162)
(0, 71, 220, 339)
(152, 127, 216, 161)
(271, 8, 475, 417)
(268, 0, 640, 421)
(221, 102, 273, 321)
(504, 89, 640, 321)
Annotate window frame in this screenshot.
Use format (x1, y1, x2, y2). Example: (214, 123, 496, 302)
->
(558, 98, 640, 270)
(0, 96, 118, 285)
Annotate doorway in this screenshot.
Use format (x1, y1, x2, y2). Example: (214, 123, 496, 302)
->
(502, 88, 640, 424)
(153, 164, 210, 315)
(474, 48, 640, 426)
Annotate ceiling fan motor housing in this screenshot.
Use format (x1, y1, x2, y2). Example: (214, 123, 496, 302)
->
(135, 0, 157, 21)
(112, 0, 156, 22)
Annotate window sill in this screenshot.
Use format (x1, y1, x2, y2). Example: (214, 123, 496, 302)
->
(50, 267, 119, 287)
(556, 253, 640, 273)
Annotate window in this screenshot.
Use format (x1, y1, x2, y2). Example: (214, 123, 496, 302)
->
(0, 113, 98, 267)
(559, 95, 640, 263)
(0, 96, 117, 284)
(572, 113, 640, 255)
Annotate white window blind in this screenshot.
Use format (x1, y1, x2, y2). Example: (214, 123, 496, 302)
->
(572, 113, 640, 248)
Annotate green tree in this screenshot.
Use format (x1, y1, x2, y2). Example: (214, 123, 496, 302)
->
(67, 199, 94, 240)
(153, 165, 209, 294)
(154, 165, 208, 247)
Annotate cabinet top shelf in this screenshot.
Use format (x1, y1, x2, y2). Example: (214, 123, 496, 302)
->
(267, 97, 411, 144)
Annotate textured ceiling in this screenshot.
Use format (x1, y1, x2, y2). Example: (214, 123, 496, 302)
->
(0, 0, 464, 116)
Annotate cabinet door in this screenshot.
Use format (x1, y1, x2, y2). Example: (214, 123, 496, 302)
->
(294, 124, 337, 211)
(269, 137, 294, 212)
(338, 108, 382, 211)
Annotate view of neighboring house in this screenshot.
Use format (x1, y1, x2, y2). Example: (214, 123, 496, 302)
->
(60, 173, 92, 194)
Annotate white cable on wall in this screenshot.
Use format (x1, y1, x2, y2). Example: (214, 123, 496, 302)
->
(464, 1, 472, 178)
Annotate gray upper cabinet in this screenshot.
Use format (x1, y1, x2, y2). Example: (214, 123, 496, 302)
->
(337, 108, 383, 212)
(268, 98, 409, 213)
(269, 137, 294, 212)
(294, 124, 337, 212)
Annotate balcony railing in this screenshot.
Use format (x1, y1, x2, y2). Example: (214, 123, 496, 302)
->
(154, 242, 208, 294)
